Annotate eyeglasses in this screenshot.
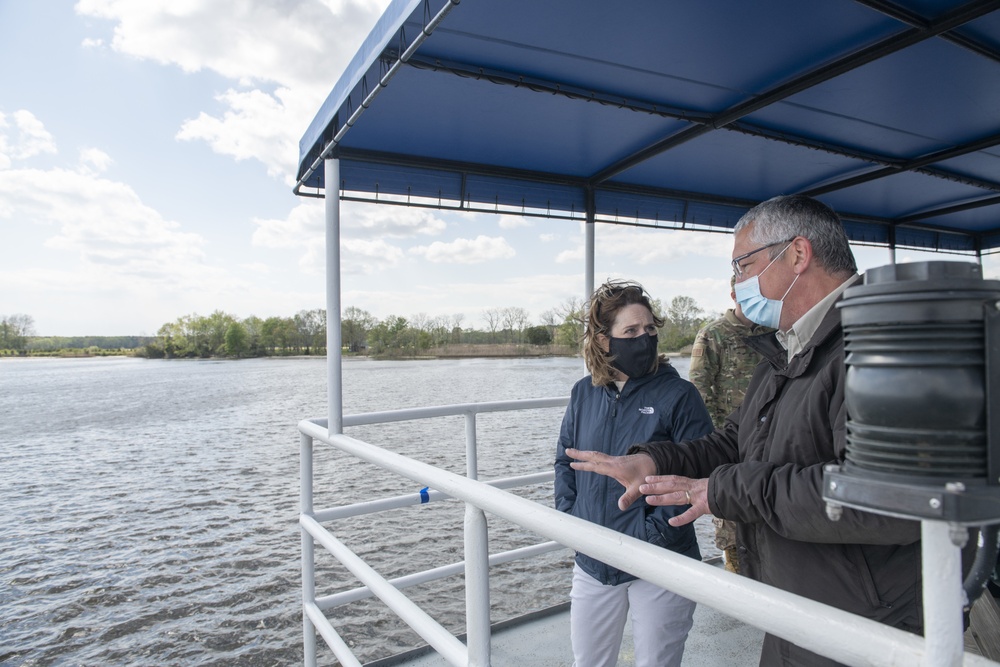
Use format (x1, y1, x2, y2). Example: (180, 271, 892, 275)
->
(731, 238, 795, 279)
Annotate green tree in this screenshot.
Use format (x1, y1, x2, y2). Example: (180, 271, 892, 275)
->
(224, 322, 249, 358)
(661, 295, 705, 350)
(525, 325, 552, 345)
(206, 310, 239, 356)
(294, 309, 326, 354)
(368, 315, 409, 356)
(342, 306, 377, 353)
(553, 297, 584, 348)
(261, 316, 297, 354)
(242, 315, 264, 356)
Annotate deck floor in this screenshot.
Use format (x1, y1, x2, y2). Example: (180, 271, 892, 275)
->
(372, 590, 1000, 667)
(373, 599, 765, 666)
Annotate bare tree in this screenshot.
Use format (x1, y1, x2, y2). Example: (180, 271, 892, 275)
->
(503, 306, 530, 343)
(0, 313, 36, 351)
(450, 313, 465, 344)
(483, 308, 502, 343)
(539, 308, 560, 341)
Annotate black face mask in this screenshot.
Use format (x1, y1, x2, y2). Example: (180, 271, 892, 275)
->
(608, 333, 658, 379)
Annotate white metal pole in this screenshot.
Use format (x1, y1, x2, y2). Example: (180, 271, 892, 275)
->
(920, 520, 964, 667)
(300, 432, 317, 667)
(465, 505, 492, 667)
(463, 412, 491, 665)
(585, 202, 595, 307)
(325, 158, 343, 435)
(466, 413, 479, 481)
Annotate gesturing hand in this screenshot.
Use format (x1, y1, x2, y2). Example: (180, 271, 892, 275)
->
(565, 449, 656, 511)
(640, 475, 710, 527)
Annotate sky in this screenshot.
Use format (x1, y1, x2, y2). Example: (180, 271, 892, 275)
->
(2, 1, 998, 337)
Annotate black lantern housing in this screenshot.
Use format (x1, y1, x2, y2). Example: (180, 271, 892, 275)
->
(823, 261, 1000, 525)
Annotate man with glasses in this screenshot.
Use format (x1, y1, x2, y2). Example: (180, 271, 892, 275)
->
(568, 195, 923, 666)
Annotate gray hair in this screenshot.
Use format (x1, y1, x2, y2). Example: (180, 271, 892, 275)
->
(734, 195, 857, 277)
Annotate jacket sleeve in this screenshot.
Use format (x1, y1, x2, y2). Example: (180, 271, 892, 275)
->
(628, 419, 739, 479)
(553, 387, 578, 514)
(707, 460, 919, 545)
(706, 360, 920, 546)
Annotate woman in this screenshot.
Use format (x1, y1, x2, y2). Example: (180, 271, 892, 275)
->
(554, 279, 713, 667)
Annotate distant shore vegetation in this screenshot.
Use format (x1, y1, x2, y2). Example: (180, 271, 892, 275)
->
(2, 296, 713, 360)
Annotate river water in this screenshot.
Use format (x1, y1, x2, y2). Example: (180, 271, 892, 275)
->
(0, 355, 715, 666)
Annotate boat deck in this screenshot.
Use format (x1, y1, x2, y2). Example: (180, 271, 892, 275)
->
(368, 561, 766, 666)
(368, 576, 1000, 666)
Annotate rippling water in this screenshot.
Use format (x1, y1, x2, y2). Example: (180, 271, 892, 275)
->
(0, 355, 714, 665)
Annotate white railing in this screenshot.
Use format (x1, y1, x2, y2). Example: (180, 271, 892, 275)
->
(298, 398, 998, 667)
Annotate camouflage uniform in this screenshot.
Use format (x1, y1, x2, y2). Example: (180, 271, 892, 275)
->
(689, 309, 773, 573)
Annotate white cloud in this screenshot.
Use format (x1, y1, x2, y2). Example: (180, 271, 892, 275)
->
(347, 204, 448, 238)
(411, 235, 516, 264)
(0, 164, 238, 294)
(0, 110, 58, 168)
(177, 88, 295, 179)
(540, 233, 558, 242)
(75, 0, 391, 182)
(252, 201, 324, 249)
(78, 147, 113, 174)
(557, 225, 733, 265)
(499, 216, 532, 229)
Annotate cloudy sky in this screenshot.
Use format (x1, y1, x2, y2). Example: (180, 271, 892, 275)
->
(2, 1, 994, 337)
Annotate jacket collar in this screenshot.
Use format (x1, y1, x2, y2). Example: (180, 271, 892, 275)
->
(603, 359, 679, 395)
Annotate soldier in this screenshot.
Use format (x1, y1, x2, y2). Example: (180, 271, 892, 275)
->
(688, 276, 773, 572)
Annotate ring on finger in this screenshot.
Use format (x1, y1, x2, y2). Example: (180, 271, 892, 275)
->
(684, 490, 692, 504)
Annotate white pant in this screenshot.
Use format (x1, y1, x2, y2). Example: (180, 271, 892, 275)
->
(570, 564, 695, 667)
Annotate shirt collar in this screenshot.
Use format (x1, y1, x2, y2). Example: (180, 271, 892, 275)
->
(776, 274, 860, 361)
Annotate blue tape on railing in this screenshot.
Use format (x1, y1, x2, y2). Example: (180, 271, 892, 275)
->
(420, 487, 429, 503)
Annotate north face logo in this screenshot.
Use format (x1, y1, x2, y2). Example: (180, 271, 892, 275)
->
(639, 407, 655, 415)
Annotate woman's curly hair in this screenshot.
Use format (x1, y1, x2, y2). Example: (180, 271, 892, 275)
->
(583, 279, 665, 386)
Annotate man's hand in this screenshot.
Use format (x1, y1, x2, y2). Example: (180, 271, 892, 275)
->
(641, 475, 710, 527)
(566, 449, 656, 510)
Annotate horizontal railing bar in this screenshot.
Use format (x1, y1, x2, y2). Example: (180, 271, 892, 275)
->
(316, 541, 566, 610)
(298, 419, 996, 667)
(303, 601, 363, 667)
(302, 513, 468, 665)
(312, 471, 554, 522)
(307, 396, 569, 429)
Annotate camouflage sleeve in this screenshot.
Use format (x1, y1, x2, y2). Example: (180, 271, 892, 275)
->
(689, 329, 724, 428)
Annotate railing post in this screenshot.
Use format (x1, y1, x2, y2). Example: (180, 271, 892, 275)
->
(301, 432, 317, 667)
(465, 412, 479, 481)
(920, 520, 964, 667)
(464, 411, 491, 666)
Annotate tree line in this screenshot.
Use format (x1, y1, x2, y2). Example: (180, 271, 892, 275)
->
(1, 295, 713, 359)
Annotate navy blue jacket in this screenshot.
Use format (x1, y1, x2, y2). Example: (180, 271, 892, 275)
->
(554, 362, 713, 585)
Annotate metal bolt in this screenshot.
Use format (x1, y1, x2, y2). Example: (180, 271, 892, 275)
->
(945, 482, 966, 493)
(829, 481, 838, 491)
(950, 524, 969, 548)
(929, 498, 942, 509)
(826, 502, 843, 522)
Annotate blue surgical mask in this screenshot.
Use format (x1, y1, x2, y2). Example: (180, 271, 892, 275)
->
(734, 242, 797, 329)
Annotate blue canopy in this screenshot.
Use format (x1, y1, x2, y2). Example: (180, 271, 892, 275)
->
(295, 0, 1000, 254)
